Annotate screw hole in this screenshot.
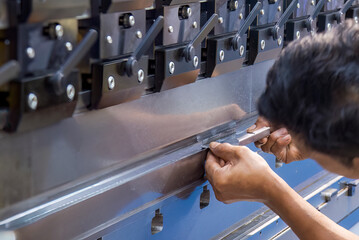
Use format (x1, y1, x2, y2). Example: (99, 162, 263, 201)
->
(151, 209, 163, 235)
(200, 186, 210, 209)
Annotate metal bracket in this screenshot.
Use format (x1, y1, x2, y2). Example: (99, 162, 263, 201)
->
(321, 188, 338, 202)
(317, 0, 355, 32)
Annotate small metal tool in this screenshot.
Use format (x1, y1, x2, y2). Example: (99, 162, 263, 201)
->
(201, 126, 270, 149)
(237, 127, 270, 146)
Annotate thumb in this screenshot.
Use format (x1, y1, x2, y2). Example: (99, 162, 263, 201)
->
(247, 117, 270, 133)
(209, 142, 237, 161)
(205, 152, 222, 182)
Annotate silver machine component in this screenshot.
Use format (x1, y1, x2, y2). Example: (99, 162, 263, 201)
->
(0, 0, 358, 239)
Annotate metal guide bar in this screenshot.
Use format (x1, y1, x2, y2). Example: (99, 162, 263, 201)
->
(0, 114, 258, 230)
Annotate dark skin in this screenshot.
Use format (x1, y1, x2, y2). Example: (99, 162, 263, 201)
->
(205, 117, 359, 240)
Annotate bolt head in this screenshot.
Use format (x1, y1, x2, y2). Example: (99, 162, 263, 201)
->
(192, 21, 198, 28)
(297, 3, 300, 8)
(136, 31, 143, 39)
(55, 24, 64, 39)
(296, 31, 301, 39)
(311, 0, 316, 6)
(277, 36, 282, 46)
(328, 0, 331, 2)
(239, 45, 244, 56)
(27, 93, 38, 110)
(327, 23, 332, 30)
(106, 35, 113, 44)
(229, 0, 239, 11)
(65, 42, 73, 51)
(187, 7, 192, 17)
(219, 50, 225, 62)
(129, 15, 135, 27)
(137, 69, 144, 83)
(26, 47, 35, 59)
(193, 56, 199, 68)
(108, 76, 115, 90)
(180, 6, 192, 19)
(260, 9, 265, 15)
(169, 62, 175, 74)
(66, 84, 75, 101)
(218, 17, 224, 24)
(260, 40, 265, 50)
(277, 6, 281, 12)
(168, 26, 174, 33)
(239, 13, 243, 19)
(355, 17, 359, 24)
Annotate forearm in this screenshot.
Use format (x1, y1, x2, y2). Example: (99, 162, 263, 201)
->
(265, 174, 359, 240)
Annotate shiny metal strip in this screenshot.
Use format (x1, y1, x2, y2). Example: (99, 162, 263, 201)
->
(0, 114, 256, 230)
(237, 127, 270, 146)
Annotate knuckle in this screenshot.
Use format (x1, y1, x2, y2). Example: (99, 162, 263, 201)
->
(236, 146, 250, 155)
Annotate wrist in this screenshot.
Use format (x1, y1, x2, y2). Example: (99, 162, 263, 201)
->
(261, 170, 290, 206)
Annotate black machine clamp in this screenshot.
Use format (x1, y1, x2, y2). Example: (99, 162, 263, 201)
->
(248, 0, 298, 64)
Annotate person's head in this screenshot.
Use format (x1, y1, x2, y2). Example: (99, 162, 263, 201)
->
(258, 19, 359, 178)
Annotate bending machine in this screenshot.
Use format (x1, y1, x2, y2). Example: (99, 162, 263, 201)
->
(0, 0, 359, 239)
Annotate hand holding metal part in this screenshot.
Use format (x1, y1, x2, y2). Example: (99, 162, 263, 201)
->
(0, 60, 20, 86)
(125, 16, 164, 77)
(231, 1, 262, 51)
(49, 29, 98, 95)
(183, 14, 218, 62)
(271, 0, 298, 40)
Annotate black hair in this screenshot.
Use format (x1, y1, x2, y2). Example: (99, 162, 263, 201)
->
(258, 19, 359, 166)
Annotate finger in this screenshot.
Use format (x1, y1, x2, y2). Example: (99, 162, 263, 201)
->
(247, 116, 270, 133)
(254, 137, 268, 148)
(270, 135, 291, 161)
(261, 128, 288, 153)
(219, 159, 226, 167)
(205, 152, 222, 181)
(209, 142, 237, 162)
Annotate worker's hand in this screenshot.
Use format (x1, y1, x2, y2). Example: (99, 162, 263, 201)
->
(247, 117, 308, 163)
(205, 143, 278, 203)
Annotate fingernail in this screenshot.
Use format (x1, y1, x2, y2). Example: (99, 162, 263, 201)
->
(282, 135, 291, 142)
(248, 124, 256, 131)
(209, 142, 220, 149)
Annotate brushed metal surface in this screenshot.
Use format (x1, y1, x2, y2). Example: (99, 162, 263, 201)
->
(0, 60, 274, 210)
(28, 0, 90, 22)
